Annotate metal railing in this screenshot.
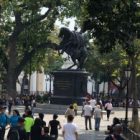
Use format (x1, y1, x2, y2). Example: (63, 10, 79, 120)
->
(123, 127, 140, 140)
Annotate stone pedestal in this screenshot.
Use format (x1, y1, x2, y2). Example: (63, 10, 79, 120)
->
(50, 70, 88, 105)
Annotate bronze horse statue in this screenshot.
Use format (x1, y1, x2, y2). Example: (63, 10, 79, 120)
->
(57, 27, 88, 69)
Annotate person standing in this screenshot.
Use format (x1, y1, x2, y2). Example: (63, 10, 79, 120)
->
(8, 97, 13, 115)
(0, 106, 9, 140)
(31, 118, 42, 140)
(38, 113, 46, 128)
(24, 110, 34, 140)
(65, 104, 75, 118)
(48, 114, 61, 140)
(89, 97, 96, 114)
(73, 102, 78, 116)
(83, 101, 92, 130)
(9, 110, 20, 128)
(94, 105, 103, 131)
(17, 118, 26, 140)
(62, 115, 78, 140)
(7, 110, 20, 139)
(105, 100, 113, 121)
(31, 99, 36, 115)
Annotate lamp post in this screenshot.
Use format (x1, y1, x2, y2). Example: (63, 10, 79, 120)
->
(96, 78, 100, 99)
(125, 68, 131, 126)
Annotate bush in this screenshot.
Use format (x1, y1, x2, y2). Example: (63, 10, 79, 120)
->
(42, 94, 49, 102)
(36, 95, 42, 103)
(36, 94, 50, 103)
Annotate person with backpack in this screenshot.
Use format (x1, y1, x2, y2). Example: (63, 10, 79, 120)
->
(0, 106, 9, 140)
(48, 114, 61, 140)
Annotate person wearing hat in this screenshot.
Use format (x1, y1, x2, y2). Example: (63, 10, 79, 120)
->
(0, 106, 9, 140)
(48, 114, 61, 140)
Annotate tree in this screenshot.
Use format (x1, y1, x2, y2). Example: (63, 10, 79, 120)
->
(85, 42, 128, 98)
(0, 0, 84, 97)
(80, 0, 140, 128)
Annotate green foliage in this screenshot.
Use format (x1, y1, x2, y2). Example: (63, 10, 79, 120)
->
(0, 0, 82, 77)
(81, 0, 140, 55)
(85, 42, 128, 82)
(36, 93, 50, 103)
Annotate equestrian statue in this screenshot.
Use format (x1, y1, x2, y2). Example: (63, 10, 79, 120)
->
(56, 27, 88, 69)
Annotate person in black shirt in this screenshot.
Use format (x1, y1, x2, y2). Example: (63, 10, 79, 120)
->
(17, 118, 26, 140)
(38, 113, 46, 127)
(105, 124, 125, 140)
(31, 118, 42, 140)
(48, 114, 61, 140)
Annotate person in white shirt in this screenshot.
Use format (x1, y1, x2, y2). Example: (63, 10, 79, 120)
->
(105, 100, 113, 121)
(89, 97, 97, 113)
(83, 101, 92, 130)
(63, 115, 78, 140)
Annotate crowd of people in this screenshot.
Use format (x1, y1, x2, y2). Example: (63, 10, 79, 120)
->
(0, 93, 126, 140)
(80, 95, 125, 140)
(0, 105, 63, 140)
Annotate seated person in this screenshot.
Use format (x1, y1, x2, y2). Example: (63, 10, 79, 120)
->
(106, 117, 120, 134)
(105, 124, 125, 140)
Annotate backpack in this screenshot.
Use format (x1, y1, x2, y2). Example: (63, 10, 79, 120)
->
(8, 128, 19, 140)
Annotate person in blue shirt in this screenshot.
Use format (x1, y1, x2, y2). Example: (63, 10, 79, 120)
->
(10, 109, 20, 127)
(0, 106, 9, 140)
(7, 110, 20, 140)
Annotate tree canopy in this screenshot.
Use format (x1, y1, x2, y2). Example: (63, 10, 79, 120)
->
(0, 0, 85, 96)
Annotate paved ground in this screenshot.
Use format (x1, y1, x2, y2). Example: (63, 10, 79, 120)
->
(5, 105, 132, 140)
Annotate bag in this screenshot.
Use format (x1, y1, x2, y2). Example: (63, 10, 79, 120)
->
(105, 107, 107, 110)
(8, 128, 19, 140)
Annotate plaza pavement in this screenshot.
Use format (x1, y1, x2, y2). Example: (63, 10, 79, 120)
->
(6, 105, 132, 140)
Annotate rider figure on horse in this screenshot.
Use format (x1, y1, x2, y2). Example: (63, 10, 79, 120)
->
(58, 27, 88, 69)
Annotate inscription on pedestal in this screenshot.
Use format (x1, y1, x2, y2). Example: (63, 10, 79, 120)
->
(55, 80, 72, 90)
(51, 70, 88, 105)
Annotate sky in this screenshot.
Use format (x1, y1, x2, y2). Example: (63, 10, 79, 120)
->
(55, 18, 76, 30)
(41, 7, 76, 30)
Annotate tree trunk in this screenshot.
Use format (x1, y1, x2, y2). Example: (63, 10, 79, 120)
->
(6, 39, 18, 97)
(131, 56, 139, 128)
(6, 72, 17, 97)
